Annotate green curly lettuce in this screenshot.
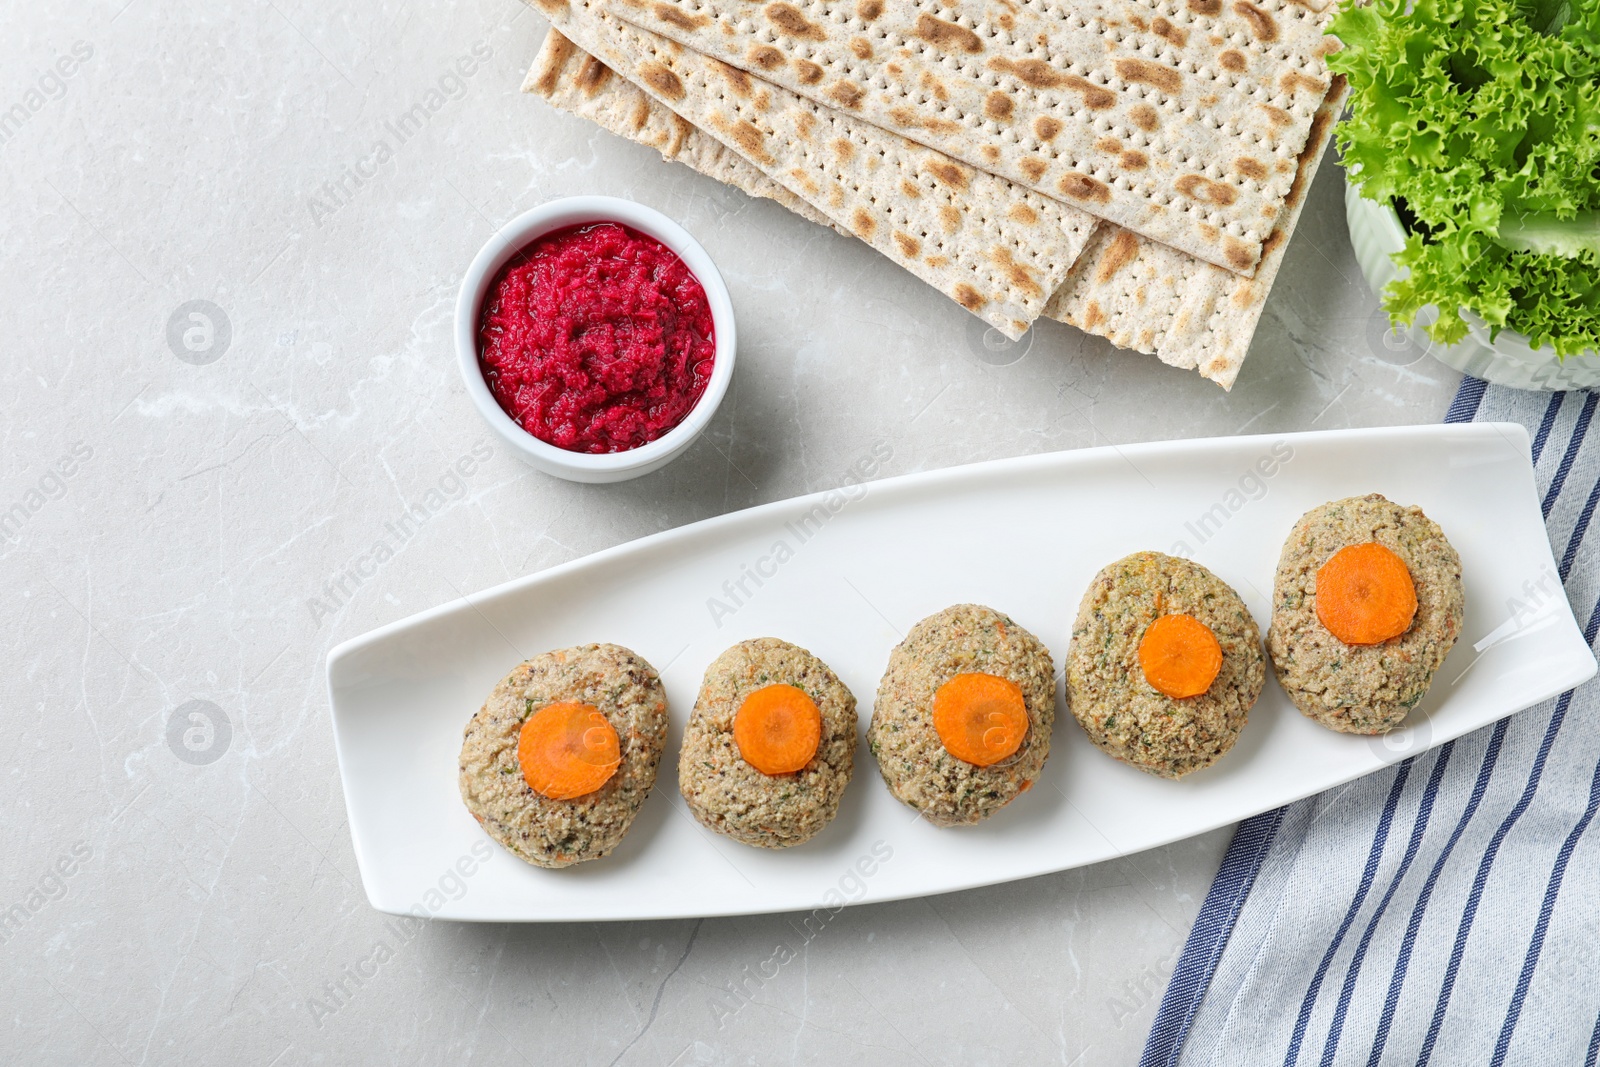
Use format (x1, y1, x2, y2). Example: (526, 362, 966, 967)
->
(1328, 0, 1600, 357)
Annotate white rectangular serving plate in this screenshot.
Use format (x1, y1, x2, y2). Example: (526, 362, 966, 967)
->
(327, 423, 1595, 922)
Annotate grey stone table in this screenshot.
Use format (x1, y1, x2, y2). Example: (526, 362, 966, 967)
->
(2, 2, 1460, 1064)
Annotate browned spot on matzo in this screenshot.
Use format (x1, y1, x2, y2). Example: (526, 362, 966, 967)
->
(1284, 78, 1341, 208)
(953, 284, 986, 311)
(1096, 136, 1122, 155)
(748, 44, 784, 70)
(850, 36, 874, 59)
(766, 2, 827, 40)
(1218, 49, 1246, 72)
(829, 81, 865, 109)
(926, 255, 950, 269)
(1093, 229, 1142, 285)
(1129, 104, 1159, 131)
(576, 55, 612, 93)
(1187, 0, 1222, 15)
(1235, 157, 1268, 180)
(1257, 226, 1286, 262)
(1152, 17, 1188, 47)
(712, 59, 752, 96)
(531, 30, 578, 95)
(1064, 78, 1116, 109)
(851, 208, 876, 238)
(653, 3, 708, 30)
(530, 0, 568, 15)
(985, 91, 1014, 121)
(1260, 103, 1292, 126)
(638, 61, 685, 101)
(981, 144, 999, 162)
(1121, 150, 1149, 169)
(927, 159, 970, 189)
(1223, 237, 1253, 271)
(1115, 58, 1183, 95)
(856, 0, 883, 19)
(900, 178, 922, 198)
(991, 247, 1043, 300)
(832, 137, 855, 161)
(1176, 174, 1239, 206)
(709, 114, 775, 166)
(1083, 300, 1106, 328)
(988, 56, 1065, 90)
(1060, 172, 1111, 203)
(1233, 1, 1279, 42)
(939, 204, 962, 232)
(1019, 157, 1047, 181)
(787, 168, 819, 195)
(1007, 203, 1038, 225)
(915, 13, 982, 53)
(1034, 116, 1062, 140)
(892, 232, 921, 257)
(631, 98, 655, 132)
(794, 59, 824, 84)
(1280, 71, 1323, 95)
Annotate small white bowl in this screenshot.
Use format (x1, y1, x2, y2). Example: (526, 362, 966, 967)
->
(455, 196, 736, 483)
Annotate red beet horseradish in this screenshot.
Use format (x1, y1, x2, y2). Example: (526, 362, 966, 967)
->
(477, 222, 716, 454)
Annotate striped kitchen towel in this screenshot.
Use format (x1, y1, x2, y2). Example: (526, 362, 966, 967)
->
(1142, 379, 1600, 1067)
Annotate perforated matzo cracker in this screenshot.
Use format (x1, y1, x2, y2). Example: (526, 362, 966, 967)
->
(531, 0, 1099, 337)
(524, 30, 1346, 388)
(607, 0, 1340, 275)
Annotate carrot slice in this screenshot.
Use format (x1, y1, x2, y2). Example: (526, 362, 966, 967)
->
(517, 701, 621, 800)
(1316, 541, 1417, 645)
(932, 673, 1029, 767)
(734, 684, 822, 775)
(1139, 613, 1223, 699)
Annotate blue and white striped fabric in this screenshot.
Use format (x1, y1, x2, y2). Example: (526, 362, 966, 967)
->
(1143, 379, 1600, 1067)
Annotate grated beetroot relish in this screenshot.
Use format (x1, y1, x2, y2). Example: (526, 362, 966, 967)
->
(478, 222, 716, 454)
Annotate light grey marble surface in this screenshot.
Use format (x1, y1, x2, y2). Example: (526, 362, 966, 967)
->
(2, 2, 1462, 1064)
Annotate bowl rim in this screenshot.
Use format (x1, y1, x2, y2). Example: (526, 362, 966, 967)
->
(454, 195, 736, 476)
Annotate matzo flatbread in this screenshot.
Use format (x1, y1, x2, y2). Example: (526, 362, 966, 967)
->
(524, 33, 1345, 388)
(607, 0, 1339, 275)
(531, 0, 1098, 338)
(524, 31, 847, 233)
(1043, 75, 1346, 387)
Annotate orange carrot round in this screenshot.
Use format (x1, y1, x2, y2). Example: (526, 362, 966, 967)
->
(932, 672, 1029, 766)
(1316, 541, 1417, 645)
(518, 702, 621, 800)
(734, 684, 822, 775)
(1139, 613, 1223, 699)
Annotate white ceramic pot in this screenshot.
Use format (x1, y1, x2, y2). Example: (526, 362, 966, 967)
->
(1344, 179, 1600, 391)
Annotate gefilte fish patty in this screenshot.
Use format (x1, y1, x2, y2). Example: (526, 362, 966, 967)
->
(1268, 494, 1464, 734)
(459, 643, 668, 868)
(679, 638, 857, 848)
(1067, 551, 1265, 779)
(868, 604, 1055, 827)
